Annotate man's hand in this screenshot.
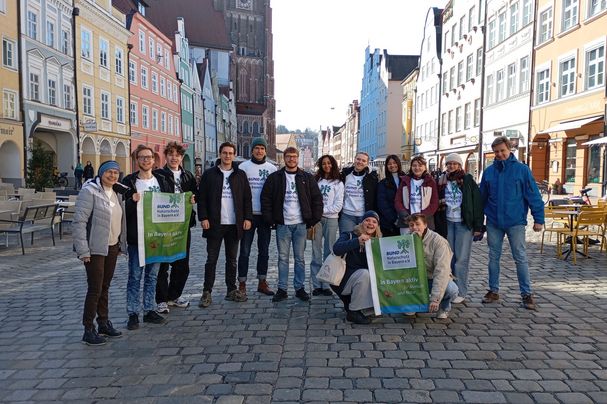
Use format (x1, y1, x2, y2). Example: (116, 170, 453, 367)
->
(533, 223, 543, 232)
(243, 220, 252, 231)
(201, 219, 210, 230)
(132, 192, 141, 202)
(429, 301, 440, 312)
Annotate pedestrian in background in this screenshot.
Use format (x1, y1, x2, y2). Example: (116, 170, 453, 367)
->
(74, 162, 84, 190)
(73, 160, 126, 345)
(395, 155, 438, 233)
(339, 152, 378, 233)
(376, 154, 405, 237)
(83, 160, 95, 182)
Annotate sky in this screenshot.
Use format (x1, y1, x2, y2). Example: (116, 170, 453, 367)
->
(272, 0, 448, 132)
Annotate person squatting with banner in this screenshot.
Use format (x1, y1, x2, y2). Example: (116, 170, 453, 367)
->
(154, 142, 198, 314)
(74, 160, 127, 345)
(122, 145, 173, 330)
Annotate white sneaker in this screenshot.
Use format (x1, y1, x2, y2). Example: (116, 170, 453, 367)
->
(168, 297, 190, 308)
(404, 312, 416, 316)
(436, 310, 449, 319)
(452, 296, 466, 304)
(157, 302, 169, 314)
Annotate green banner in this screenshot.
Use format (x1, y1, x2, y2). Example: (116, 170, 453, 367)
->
(137, 191, 192, 266)
(365, 234, 429, 315)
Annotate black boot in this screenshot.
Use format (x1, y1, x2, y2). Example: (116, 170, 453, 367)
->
(346, 310, 371, 325)
(98, 320, 122, 338)
(82, 327, 107, 346)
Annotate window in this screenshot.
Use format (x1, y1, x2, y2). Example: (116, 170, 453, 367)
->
(27, 10, 37, 39)
(587, 136, 602, 183)
(585, 45, 604, 89)
(473, 99, 481, 127)
(161, 111, 166, 132)
(464, 102, 471, 129)
(448, 110, 453, 134)
(101, 92, 110, 119)
(496, 69, 505, 101)
(61, 29, 69, 54)
(565, 138, 576, 183)
(149, 37, 155, 60)
(3, 90, 17, 119)
(442, 72, 448, 93)
(141, 66, 148, 89)
(519, 56, 530, 92)
(476, 48, 483, 76)
(0, 0, 5, 13)
(160, 77, 165, 97)
(46, 20, 54, 47)
(151, 72, 158, 93)
(507, 63, 516, 97)
(138, 30, 145, 53)
(156, 44, 162, 62)
(562, 0, 578, 31)
(455, 106, 462, 132)
(99, 38, 108, 68)
(449, 66, 455, 89)
(63, 84, 71, 109)
(129, 60, 137, 84)
(29, 73, 39, 101)
(2, 38, 16, 68)
(169, 115, 173, 134)
(444, 30, 450, 51)
(152, 109, 158, 130)
(488, 19, 496, 48)
(115, 48, 123, 75)
(167, 81, 172, 100)
(498, 10, 506, 42)
(486, 74, 494, 105)
(588, 0, 607, 17)
(468, 6, 476, 31)
(459, 15, 465, 39)
(510, 2, 519, 34)
(451, 23, 457, 46)
(164, 49, 170, 69)
(83, 86, 93, 115)
(116, 97, 124, 123)
(130, 102, 138, 125)
(142, 105, 149, 128)
(47, 79, 56, 105)
(457, 61, 464, 86)
(466, 54, 473, 81)
(523, 0, 532, 25)
(536, 68, 550, 103)
(559, 57, 576, 97)
(81, 29, 91, 59)
(538, 7, 553, 44)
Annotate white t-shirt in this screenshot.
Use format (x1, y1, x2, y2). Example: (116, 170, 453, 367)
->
(392, 172, 400, 189)
(220, 168, 236, 225)
(170, 168, 182, 193)
(283, 172, 303, 225)
(239, 160, 277, 215)
(317, 178, 344, 219)
(342, 172, 365, 216)
(409, 178, 424, 214)
(445, 180, 463, 222)
(135, 176, 161, 193)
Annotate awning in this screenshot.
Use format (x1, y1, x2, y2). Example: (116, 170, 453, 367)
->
(582, 137, 607, 146)
(538, 115, 603, 134)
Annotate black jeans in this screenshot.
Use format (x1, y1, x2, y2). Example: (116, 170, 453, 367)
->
(156, 229, 191, 303)
(204, 225, 239, 293)
(237, 215, 271, 281)
(82, 243, 120, 328)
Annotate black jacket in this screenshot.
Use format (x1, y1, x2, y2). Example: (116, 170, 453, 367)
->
(261, 167, 323, 227)
(155, 165, 198, 228)
(340, 166, 378, 212)
(197, 164, 253, 240)
(83, 164, 94, 179)
(376, 175, 401, 236)
(121, 171, 173, 246)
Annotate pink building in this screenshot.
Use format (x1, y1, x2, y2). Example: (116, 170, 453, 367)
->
(115, 1, 181, 169)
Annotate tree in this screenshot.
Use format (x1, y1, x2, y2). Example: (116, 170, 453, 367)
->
(276, 124, 289, 133)
(26, 140, 55, 191)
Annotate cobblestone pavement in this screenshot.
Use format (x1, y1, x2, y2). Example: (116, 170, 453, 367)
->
(0, 225, 606, 403)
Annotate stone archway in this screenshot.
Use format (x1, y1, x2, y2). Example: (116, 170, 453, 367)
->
(99, 139, 113, 164)
(115, 142, 129, 176)
(530, 134, 551, 182)
(465, 152, 478, 181)
(0, 140, 22, 182)
(81, 137, 97, 170)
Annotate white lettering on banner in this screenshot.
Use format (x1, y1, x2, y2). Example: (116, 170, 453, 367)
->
(151, 193, 185, 223)
(379, 235, 417, 270)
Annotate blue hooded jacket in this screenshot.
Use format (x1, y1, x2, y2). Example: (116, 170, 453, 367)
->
(480, 153, 544, 228)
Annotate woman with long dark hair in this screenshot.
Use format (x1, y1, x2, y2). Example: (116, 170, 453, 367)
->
(376, 154, 405, 236)
(394, 155, 438, 232)
(309, 155, 344, 296)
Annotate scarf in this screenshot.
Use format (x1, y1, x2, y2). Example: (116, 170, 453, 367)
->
(251, 155, 266, 165)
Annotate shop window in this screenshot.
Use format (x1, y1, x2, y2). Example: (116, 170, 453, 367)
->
(587, 137, 601, 183)
(565, 138, 576, 183)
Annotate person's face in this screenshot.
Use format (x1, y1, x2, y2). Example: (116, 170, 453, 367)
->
(387, 159, 399, 173)
(408, 218, 427, 237)
(166, 150, 183, 170)
(101, 168, 120, 188)
(252, 145, 266, 160)
(445, 161, 462, 173)
(354, 153, 369, 171)
(321, 157, 332, 174)
(137, 150, 155, 171)
(220, 146, 235, 166)
(362, 217, 379, 234)
(492, 142, 511, 161)
(411, 160, 426, 177)
(86, 161, 91, 165)
(284, 153, 298, 170)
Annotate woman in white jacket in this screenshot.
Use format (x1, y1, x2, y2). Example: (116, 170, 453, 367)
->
(310, 155, 344, 296)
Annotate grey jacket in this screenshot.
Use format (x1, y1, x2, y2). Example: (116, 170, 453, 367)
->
(73, 178, 127, 258)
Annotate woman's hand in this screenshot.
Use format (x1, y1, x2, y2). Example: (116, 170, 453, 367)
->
(358, 234, 371, 246)
(132, 193, 141, 202)
(80, 256, 91, 263)
(190, 195, 196, 204)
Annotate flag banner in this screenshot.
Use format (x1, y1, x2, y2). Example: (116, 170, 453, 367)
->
(137, 191, 193, 266)
(365, 234, 429, 316)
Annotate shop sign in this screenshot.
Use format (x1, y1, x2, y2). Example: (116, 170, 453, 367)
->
(0, 123, 19, 137)
(83, 120, 97, 132)
(39, 115, 72, 131)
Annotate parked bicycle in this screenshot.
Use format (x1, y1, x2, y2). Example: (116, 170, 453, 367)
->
(536, 180, 551, 205)
(53, 171, 69, 188)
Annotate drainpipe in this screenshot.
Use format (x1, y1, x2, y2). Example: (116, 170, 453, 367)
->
(71, 5, 81, 164)
(17, 0, 26, 185)
(527, 0, 539, 167)
(477, 0, 488, 175)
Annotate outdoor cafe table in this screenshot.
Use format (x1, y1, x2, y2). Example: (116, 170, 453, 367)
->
(552, 209, 587, 261)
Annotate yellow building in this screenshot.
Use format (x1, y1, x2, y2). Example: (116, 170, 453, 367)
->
(401, 68, 419, 168)
(0, 0, 25, 184)
(75, 0, 131, 175)
(530, 0, 606, 197)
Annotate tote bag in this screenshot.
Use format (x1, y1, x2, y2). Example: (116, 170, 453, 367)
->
(316, 253, 347, 286)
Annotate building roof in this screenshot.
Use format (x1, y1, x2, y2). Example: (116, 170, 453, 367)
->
(144, 0, 232, 50)
(385, 53, 419, 81)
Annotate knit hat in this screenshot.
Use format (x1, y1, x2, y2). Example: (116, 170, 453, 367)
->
(251, 137, 268, 149)
(445, 153, 463, 167)
(361, 210, 380, 224)
(98, 160, 120, 177)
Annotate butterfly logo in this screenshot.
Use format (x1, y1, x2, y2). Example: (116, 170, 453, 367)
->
(320, 184, 331, 196)
(168, 194, 180, 208)
(356, 179, 362, 187)
(397, 238, 411, 254)
(259, 169, 269, 180)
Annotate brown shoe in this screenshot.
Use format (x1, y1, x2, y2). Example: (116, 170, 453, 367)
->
(482, 291, 499, 303)
(239, 281, 247, 296)
(522, 294, 537, 310)
(225, 289, 247, 302)
(257, 279, 275, 296)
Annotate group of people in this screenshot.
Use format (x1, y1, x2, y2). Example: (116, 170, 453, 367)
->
(73, 135, 545, 345)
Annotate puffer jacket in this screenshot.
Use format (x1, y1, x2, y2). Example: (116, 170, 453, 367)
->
(421, 229, 453, 303)
(73, 178, 127, 259)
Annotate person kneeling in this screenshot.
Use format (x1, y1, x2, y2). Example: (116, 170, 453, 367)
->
(407, 213, 459, 319)
(331, 211, 382, 325)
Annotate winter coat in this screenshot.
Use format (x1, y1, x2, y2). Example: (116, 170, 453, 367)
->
(83, 164, 94, 179)
(376, 175, 401, 235)
(340, 166, 378, 212)
(331, 231, 365, 296)
(394, 173, 438, 226)
(155, 165, 198, 228)
(437, 172, 484, 232)
(421, 229, 453, 303)
(72, 178, 127, 258)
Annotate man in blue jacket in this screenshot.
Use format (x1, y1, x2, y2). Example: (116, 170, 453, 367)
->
(480, 136, 544, 310)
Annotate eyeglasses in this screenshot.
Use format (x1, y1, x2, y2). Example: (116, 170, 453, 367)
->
(285, 155, 298, 159)
(138, 155, 154, 161)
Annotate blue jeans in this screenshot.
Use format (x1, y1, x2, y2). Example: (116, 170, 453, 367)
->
(276, 223, 307, 291)
(127, 245, 160, 315)
(310, 217, 339, 289)
(238, 215, 272, 281)
(339, 213, 362, 234)
(428, 279, 459, 312)
(486, 223, 532, 296)
(447, 220, 473, 297)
